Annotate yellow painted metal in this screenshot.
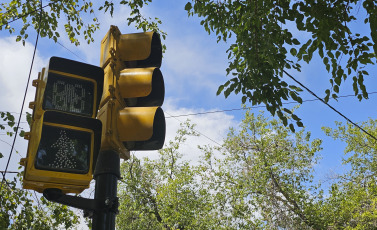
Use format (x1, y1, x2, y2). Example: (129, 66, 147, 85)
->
(100, 64, 114, 108)
(99, 63, 124, 109)
(23, 180, 88, 194)
(117, 107, 158, 141)
(22, 115, 95, 194)
(100, 26, 119, 68)
(119, 67, 155, 98)
(30, 68, 46, 121)
(118, 32, 154, 61)
(97, 99, 130, 160)
(98, 26, 165, 153)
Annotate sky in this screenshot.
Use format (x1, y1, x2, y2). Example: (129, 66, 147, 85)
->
(0, 0, 377, 222)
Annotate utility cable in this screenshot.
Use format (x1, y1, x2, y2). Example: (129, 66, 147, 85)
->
(283, 70, 377, 142)
(0, 1, 42, 192)
(56, 40, 86, 62)
(165, 91, 377, 118)
(0, 171, 18, 174)
(165, 111, 223, 147)
(1, 92, 376, 119)
(0, 138, 21, 157)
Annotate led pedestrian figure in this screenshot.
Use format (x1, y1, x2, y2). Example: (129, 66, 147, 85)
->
(49, 129, 77, 170)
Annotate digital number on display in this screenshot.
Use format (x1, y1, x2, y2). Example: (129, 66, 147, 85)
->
(44, 73, 94, 116)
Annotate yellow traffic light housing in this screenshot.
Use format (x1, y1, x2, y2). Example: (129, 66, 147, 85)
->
(98, 26, 166, 158)
(100, 30, 162, 69)
(21, 57, 104, 194)
(119, 67, 164, 107)
(118, 106, 165, 150)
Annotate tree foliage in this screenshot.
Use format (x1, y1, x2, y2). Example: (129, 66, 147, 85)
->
(0, 0, 166, 45)
(0, 112, 81, 229)
(117, 111, 377, 229)
(185, 0, 377, 130)
(323, 119, 377, 229)
(1, 173, 80, 229)
(1, 0, 376, 129)
(117, 121, 217, 229)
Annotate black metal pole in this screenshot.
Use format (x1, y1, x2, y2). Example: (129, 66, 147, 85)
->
(92, 150, 120, 230)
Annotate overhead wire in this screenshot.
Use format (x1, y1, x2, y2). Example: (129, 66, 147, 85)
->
(165, 111, 223, 147)
(0, 138, 22, 157)
(164, 91, 377, 118)
(56, 40, 86, 62)
(283, 70, 377, 142)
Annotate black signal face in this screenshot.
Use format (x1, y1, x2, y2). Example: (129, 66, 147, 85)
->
(43, 73, 95, 117)
(35, 124, 92, 174)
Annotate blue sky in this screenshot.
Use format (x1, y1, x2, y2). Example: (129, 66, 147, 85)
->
(1, 0, 377, 196)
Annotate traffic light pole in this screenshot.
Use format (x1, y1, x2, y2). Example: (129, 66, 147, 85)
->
(43, 150, 121, 230)
(92, 150, 120, 230)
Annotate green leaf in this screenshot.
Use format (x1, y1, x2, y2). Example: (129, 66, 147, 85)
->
(283, 108, 292, 114)
(334, 85, 339, 93)
(217, 84, 225, 95)
(184, 2, 192, 11)
(290, 48, 297, 56)
(292, 38, 300, 45)
(289, 123, 295, 132)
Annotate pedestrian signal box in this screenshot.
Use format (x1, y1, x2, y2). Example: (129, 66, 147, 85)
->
(21, 57, 103, 194)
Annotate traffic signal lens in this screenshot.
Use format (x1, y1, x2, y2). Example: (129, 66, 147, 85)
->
(35, 124, 91, 174)
(43, 72, 95, 117)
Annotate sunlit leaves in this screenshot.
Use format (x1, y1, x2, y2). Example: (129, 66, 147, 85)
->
(185, 0, 376, 130)
(0, 174, 80, 229)
(0, 0, 99, 46)
(322, 118, 377, 228)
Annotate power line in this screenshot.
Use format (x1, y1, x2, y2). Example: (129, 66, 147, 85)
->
(0, 1, 43, 191)
(165, 91, 377, 118)
(0, 171, 18, 174)
(283, 70, 377, 142)
(0, 92, 376, 120)
(0, 138, 21, 157)
(165, 111, 223, 147)
(56, 40, 86, 62)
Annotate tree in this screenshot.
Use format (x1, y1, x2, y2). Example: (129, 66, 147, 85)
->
(1, 0, 376, 129)
(117, 112, 324, 229)
(117, 121, 217, 229)
(322, 119, 377, 229)
(200, 111, 377, 229)
(199, 110, 324, 229)
(117, 110, 377, 229)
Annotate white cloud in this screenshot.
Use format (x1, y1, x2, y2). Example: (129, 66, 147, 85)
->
(0, 36, 46, 113)
(163, 34, 229, 94)
(0, 37, 46, 174)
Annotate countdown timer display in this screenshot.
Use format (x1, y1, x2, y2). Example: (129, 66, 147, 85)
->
(43, 73, 94, 117)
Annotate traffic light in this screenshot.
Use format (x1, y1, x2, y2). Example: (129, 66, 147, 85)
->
(98, 26, 165, 159)
(20, 57, 103, 194)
